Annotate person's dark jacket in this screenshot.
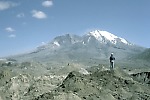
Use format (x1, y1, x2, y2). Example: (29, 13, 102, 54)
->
(110, 56, 115, 62)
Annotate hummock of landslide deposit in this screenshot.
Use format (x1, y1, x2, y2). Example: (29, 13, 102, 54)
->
(0, 60, 150, 100)
(34, 68, 150, 100)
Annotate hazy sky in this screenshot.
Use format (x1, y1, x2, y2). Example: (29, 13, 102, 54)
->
(0, 0, 150, 57)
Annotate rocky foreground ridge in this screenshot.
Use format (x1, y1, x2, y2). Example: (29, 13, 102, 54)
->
(0, 63, 150, 100)
(34, 69, 150, 100)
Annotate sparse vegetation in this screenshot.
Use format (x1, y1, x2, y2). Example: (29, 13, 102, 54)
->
(0, 61, 150, 100)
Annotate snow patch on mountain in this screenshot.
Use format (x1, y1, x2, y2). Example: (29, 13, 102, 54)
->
(89, 30, 118, 41)
(88, 30, 131, 45)
(120, 38, 128, 44)
(53, 41, 60, 47)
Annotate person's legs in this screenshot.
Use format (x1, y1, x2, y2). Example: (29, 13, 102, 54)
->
(110, 62, 113, 70)
(112, 62, 114, 69)
(110, 62, 114, 70)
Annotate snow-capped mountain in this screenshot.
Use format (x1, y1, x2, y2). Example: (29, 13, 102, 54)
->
(12, 30, 145, 63)
(36, 30, 133, 52)
(33, 30, 144, 56)
(46, 30, 133, 49)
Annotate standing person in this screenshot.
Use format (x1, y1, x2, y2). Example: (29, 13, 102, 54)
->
(109, 53, 115, 70)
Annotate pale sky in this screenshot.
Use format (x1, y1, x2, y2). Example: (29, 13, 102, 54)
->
(0, 0, 150, 57)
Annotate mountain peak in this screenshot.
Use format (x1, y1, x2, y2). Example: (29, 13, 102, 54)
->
(88, 30, 130, 45)
(89, 30, 118, 41)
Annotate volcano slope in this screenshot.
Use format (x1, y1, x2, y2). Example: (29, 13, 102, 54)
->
(34, 68, 150, 100)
